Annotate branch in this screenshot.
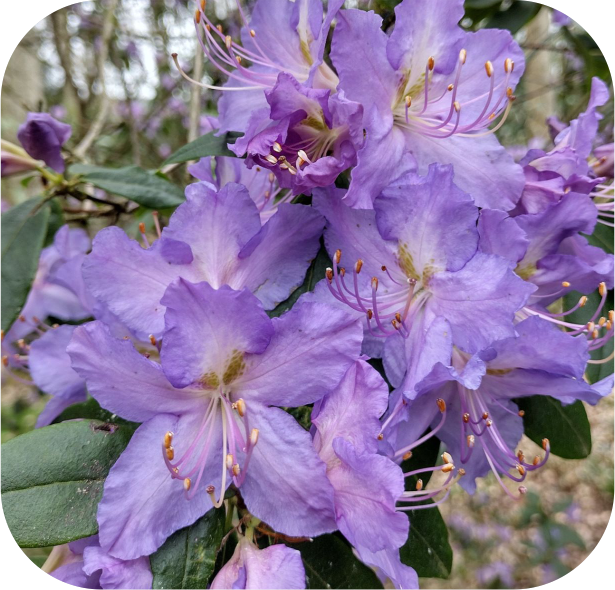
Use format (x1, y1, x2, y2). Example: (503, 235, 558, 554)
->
(73, 0, 119, 160)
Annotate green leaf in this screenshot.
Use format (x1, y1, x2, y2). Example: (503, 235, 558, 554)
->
(1, 420, 133, 547)
(400, 507, 453, 579)
(515, 396, 591, 459)
(268, 243, 332, 318)
(150, 507, 226, 589)
(485, 0, 541, 34)
(587, 222, 614, 254)
(1, 197, 50, 331)
(161, 131, 242, 166)
(53, 397, 139, 429)
(289, 534, 383, 589)
(70, 164, 185, 208)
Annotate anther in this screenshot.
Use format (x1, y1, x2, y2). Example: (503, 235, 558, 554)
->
(377, 433, 384, 440)
(518, 410, 525, 417)
(442, 463, 455, 473)
(19, 315, 26, 322)
(436, 399, 446, 413)
(201, 0, 206, 10)
(2, 356, 8, 367)
(405, 95, 412, 108)
(234, 398, 246, 417)
(236, 56, 242, 64)
(232, 464, 241, 477)
(482, 412, 489, 420)
(340, 267, 346, 277)
(164, 431, 174, 449)
(355, 259, 363, 273)
(166, 447, 174, 461)
(542, 438, 550, 451)
(609, 310, 614, 322)
(463, 413, 470, 423)
(467, 434, 475, 448)
(517, 450, 525, 463)
(402, 451, 413, 461)
(371, 277, 379, 290)
(183, 478, 191, 491)
(216, 24, 223, 33)
(206, 484, 215, 495)
(504, 58, 513, 73)
(250, 428, 259, 446)
(562, 281, 571, 288)
(486, 419, 493, 428)
(149, 334, 157, 346)
(587, 321, 595, 333)
(367, 309, 373, 320)
(592, 329, 599, 339)
(195, 9, 201, 23)
(447, 83, 454, 91)
(485, 61, 493, 77)
(599, 317, 607, 326)
(428, 56, 435, 71)
(416, 479, 423, 491)
(458, 468, 466, 476)
(533, 456, 540, 466)
(395, 312, 402, 323)
(0, 330, 4, 342)
(272, 141, 282, 153)
(334, 249, 342, 264)
(442, 452, 453, 464)
(139, 222, 146, 233)
(226, 453, 234, 469)
(598, 282, 606, 297)
(607, 320, 613, 331)
(516, 464, 526, 476)
(325, 268, 333, 281)
(453, 101, 461, 112)
(506, 87, 514, 99)
(459, 49, 467, 64)
(268, 172, 275, 182)
(579, 296, 588, 307)
(392, 319, 399, 330)
(249, 29, 256, 37)
(265, 154, 278, 165)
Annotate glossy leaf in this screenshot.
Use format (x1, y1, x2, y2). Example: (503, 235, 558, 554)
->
(1, 420, 133, 547)
(150, 507, 226, 589)
(1, 197, 50, 331)
(53, 397, 139, 429)
(515, 396, 591, 459)
(161, 131, 241, 166)
(70, 164, 185, 208)
(400, 506, 453, 579)
(289, 534, 383, 589)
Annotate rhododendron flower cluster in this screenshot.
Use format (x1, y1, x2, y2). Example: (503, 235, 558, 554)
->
(1, 1, 613, 589)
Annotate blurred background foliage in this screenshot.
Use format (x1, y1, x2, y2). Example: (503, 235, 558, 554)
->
(1, 1, 613, 588)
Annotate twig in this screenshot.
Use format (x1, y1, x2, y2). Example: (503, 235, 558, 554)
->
(73, 0, 119, 160)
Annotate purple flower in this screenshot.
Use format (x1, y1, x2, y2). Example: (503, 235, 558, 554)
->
(17, 112, 72, 173)
(210, 537, 305, 589)
(1, 146, 38, 177)
(68, 282, 362, 559)
(552, 10, 572, 27)
(191, 0, 344, 135)
(49, 535, 152, 589)
(330, 0, 525, 208)
(83, 182, 325, 339)
(593, 142, 614, 178)
(516, 78, 610, 215)
(311, 360, 418, 589)
(231, 73, 364, 195)
(393, 316, 610, 495)
(314, 164, 533, 392)
(479, 195, 614, 309)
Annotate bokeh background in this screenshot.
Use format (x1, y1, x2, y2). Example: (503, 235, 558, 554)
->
(1, 1, 613, 588)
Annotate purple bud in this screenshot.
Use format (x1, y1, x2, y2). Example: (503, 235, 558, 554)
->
(1, 150, 38, 177)
(16, 113, 72, 173)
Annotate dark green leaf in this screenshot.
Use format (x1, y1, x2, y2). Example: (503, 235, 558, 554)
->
(289, 534, 383, 589)
(586, 222, 614, 254)
(70, 164, 185, 208)
(464, 0, 502, 9)
(1, 420, 133, 547)
(44, 198, 65, 246)
(1, 197, 50, 331)
(400, 507, 453, 579)
(544, 523, 586, 550)
(53, 397, 139, 429)
(150, 507, 226, 589)
(161, 131, 241, 166)
(268, 243, 332, 318)
(485, 0, 541, 34)
(515, 396, 591, 459)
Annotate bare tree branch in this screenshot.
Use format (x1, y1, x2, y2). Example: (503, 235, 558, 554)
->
(74, 0, 119, 160)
